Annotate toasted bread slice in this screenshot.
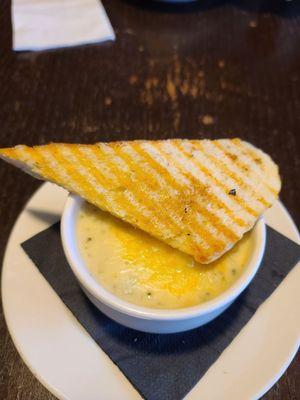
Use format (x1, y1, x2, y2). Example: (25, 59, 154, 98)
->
(0, 139, 280, 263)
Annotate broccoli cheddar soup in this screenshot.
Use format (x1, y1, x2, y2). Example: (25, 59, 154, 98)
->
(77, 203, 253, 309)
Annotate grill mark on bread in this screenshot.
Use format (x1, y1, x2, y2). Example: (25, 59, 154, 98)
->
(112, 145, 182, 230)
(43, 145, 112, 204)
(154, 142, 240, 242)
(23, 146, 83, 195)
(172, 140, 251, 228)
(159, 141, 246, 237)
(121, 144, 178, 196)
(213, 141, 272, 208)
(79, 146, 118, 182)
(132, 142, 230, 252)
(179, 140, 257, 221)
(73, 144, 174, 238)
(141, 142, 236, 245)
(125, 143, 217, 255)
(184, 140, 263, 217)
(199, 141, 269, 213)
(42, 145, 142, 225)
(218, 140, 277, 197)
(118, 143, 223, 252)
(102, 143, 183, 238)
(230, 139, 280, 194)
(111, 143, 219, 253)
(96, 143, 176, 240)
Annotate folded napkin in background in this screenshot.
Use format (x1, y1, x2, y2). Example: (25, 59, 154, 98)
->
(12, 0, 115, 51)
(22, 226, 300, 400)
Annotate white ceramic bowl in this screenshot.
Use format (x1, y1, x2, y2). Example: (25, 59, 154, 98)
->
(61, 194, 266, 334)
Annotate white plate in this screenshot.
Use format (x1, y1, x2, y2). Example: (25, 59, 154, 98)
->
(2, 182, 300, 400)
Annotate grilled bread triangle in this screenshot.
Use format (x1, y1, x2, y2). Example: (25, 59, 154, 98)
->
(0, 139, 280, 263)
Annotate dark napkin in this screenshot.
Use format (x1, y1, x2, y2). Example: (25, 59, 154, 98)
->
(22, 225, 300, 400)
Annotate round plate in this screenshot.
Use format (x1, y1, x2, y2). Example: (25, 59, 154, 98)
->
(2, 182, 300, 400)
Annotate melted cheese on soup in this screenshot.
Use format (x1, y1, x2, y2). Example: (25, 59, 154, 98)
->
(77, 203, 253, 309)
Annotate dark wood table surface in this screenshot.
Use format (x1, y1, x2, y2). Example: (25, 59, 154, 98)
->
(0, 0, 299, 399)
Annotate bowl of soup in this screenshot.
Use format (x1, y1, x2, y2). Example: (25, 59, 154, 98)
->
(61, 194, 266, 333)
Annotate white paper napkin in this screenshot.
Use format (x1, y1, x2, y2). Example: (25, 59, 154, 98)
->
(12, 0, 115, 51)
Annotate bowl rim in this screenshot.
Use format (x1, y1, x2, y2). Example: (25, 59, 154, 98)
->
(61, 194, 266, 321)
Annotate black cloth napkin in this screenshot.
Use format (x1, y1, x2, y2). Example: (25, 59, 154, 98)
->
(22, 224, 300, 400)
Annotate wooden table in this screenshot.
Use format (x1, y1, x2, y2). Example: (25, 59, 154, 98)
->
(0, 1, 299, 398)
